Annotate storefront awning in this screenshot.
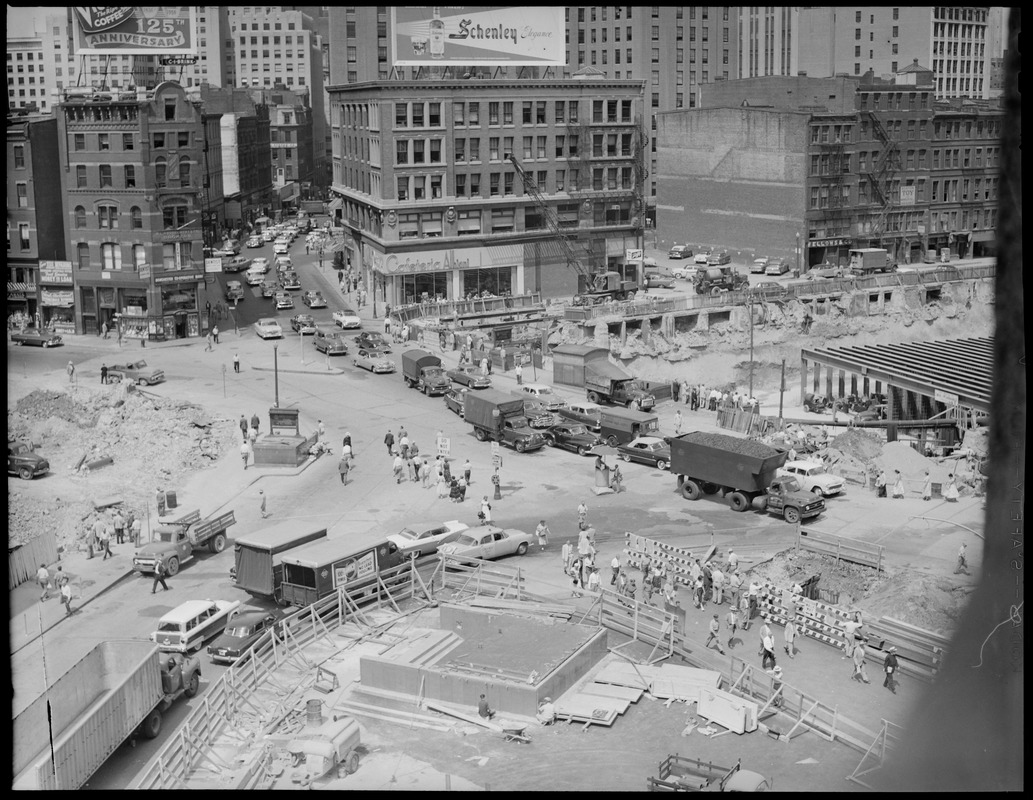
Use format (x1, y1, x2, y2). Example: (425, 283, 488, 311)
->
(327, 198, 344, 211)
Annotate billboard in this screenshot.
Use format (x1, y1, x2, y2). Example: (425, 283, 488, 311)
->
(391, 6, 565, 66)
(72, 7, 197, 55)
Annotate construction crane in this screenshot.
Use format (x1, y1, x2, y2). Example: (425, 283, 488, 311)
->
(507, 154, 639, 304)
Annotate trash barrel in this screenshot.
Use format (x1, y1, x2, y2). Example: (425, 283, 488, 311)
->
(165, 490, 178, 509)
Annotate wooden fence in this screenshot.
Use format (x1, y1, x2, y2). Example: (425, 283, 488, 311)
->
(797, 527, 884, 572)
(9, 531, 59, 590)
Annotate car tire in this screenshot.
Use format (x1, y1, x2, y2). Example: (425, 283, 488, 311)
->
(728, 492, 750, 512)
(681, 480, 701, 501)
(621, 453, 632, 462)
(515, 440, 526, 453)
(784, 507, 801, 525)
(345, 751, 360, 775)
(811, 486, 825, 497)
(166, 557, 180, 576)
(516, 542, 529, 555)
(18, 467, 33, 480)
(210, 533, 226, 554)
(587, 391, 601, 404)
(656, 459, 668, 471)
(138, 378, 147, 386)
(141, 709, 163, 739)
(576, 445, 587, 457)
(184, 672, 200, 698)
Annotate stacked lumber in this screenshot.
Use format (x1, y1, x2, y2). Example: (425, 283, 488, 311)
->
(865, 617, 948, 682)
(554, 694, 624, 728)
(592, 661, 721, 703)
(697, 687, 759, 734)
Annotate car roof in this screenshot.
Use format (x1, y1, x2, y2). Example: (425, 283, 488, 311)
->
(630, 436, 665, 445)
(257, 318, 278, 324)
(228, 609, 274, 625)
(160, 599, 219, 621)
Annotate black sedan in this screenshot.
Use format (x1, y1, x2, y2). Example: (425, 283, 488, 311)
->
(544, 422, 601, 456)
(443, 386, 467, 417)
(10, 327, 63, 347)
(446, 364, 492, 389)
(207, 610, 281, 665)
(643, 273, 676, 289)
(354, 331, 391, 352)
(616, 436, 672, 470)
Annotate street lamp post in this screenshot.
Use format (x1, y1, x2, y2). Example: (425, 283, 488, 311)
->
(748, 292, 755, 399)
(273, 344, 280, 408)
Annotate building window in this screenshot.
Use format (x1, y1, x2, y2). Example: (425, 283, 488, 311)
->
(179, 161, 190, 185)
(413, 176, 425, 200)
(130, 206, 142, 228)
(503, 101, 513, 125)
(98, 133, 110, 151)
(470, 174, 480, 196)
(13, 145, 25, 168)
(396, 140, 408, 164)
(455, 174, 466, 197)
(454, 138, 466, 161)
(74, 206, 87, 228)
(489, 173, 500, 196)
(468, 102, 479, 125)
(490, 137, 500, 161)
(125, 165, 136, 188)
(74, 133, 85, 151)
(452, 102, 464, 126)
(491, 208, 514, 232)
(396, 102, 408, 127)
(412, 140, 425, 164)
(523, 101, 533, 124)
(504, 172, 514, 195)
(133, 244, 146, 270)
(397, 176, 408, 201)
(537, 101, 547, 124)
(430, 139, 442, 163)
(429, 102, 441, 126)
(177, 131, 190, 148)
(162, 205, 187, 230)
(489, 102, 500, 125)
(102, 242, 122, 270)
(76, 165, 87, 188)
(77, 242, 90, 270)
(16, 182, 28, 207)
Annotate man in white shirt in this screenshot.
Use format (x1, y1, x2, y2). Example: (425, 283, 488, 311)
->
(536, 697, 556, 725)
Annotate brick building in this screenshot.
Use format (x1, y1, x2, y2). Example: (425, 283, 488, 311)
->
(328, 75, 646, 306)
(57, 82, 224, 339)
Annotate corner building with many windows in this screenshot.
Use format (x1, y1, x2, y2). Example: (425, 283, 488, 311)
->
(328, 76, 647, 306)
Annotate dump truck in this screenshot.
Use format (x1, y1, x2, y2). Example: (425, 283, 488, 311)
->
(231, 522, 329, 603)
(401, 349, 450, 396)
(693, 265, 749, 295)
(13, 641, 201, 790)
(133, 506, 237, 576)
(464, 388, 546, 452)
(585, 360, 656, 410)
(669, 432, 825, 523)
(848, 247, 897, 275)
(647, 755, 771, 792)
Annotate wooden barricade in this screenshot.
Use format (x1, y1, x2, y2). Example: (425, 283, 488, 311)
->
(432, 553, 527, 600)
(9, 531, 59, 590)
(797, 526, 884, 572)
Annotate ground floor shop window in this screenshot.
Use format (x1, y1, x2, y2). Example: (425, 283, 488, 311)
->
(399, 272, 449, 305)
(463, 267, 511, 299)
(161, 287, 197, 312)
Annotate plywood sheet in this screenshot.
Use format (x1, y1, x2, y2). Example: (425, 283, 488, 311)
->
(696, 688, 759, 735)
(580, 683, 643, 703)
(592, 661, 659, 689)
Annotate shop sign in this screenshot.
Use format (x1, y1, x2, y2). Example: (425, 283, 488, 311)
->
(900, 186, 916, 206)
(158, 230, 201, 243)
(154, 269, 204, 285)
(934, 389, 960, 407)
(204, 257, 223, 273)
(41, 289, 75, 308)
(373, 244, 522, 275)
(39, 261, 74, 285)
(807, 237, 851, 248)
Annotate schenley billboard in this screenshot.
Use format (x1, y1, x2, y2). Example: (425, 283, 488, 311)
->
(72, 7, 197, 55)
(391, 6, 565, 66)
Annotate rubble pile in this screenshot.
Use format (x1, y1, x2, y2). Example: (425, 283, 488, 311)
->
(7, 387, 235, 552)
(875, 441, 952, 485)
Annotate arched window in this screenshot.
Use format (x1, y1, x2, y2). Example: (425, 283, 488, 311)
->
(155, 156, 167, 187)
(131, 206, 143, 229)
(74, 206, 87, 228)
(178, 160, 191, 185)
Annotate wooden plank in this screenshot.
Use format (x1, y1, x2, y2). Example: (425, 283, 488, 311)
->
(580, 683, 643, 703)
(556, 694, 628, 717)
(657, 664, 722, 687)
(424, 700, 504, 733)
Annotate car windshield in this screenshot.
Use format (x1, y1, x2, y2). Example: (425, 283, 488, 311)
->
(225, 625, 256, 637)
(395, 528, 418, 541)
(565, 425, 588, 435)
(452, 535, 477, 547)
(804, 466, 826, 476)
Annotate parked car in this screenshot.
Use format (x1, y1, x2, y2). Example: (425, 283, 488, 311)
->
(707, 251, 732, 266)
(543, 422, 601, 456)
(557, 400, 605, 433)
(302, 290, 326, 308)
(438, 526, 535, 561)
(765, 259, 791, 276)
(312, 328, 349, 355)
(353, 331, 389, 350)
(443, 385, 468, 417)
(750, 281, 787, 300)
(151, 599, 241, 654)
(260, 280, 278, 298)
(207, 610, 282, 665)
(10, 327, 63, 347)
(254, 318, 283, 339)
(694, 250, 712, 265)
(274, 292, 294, 310)
(643, 273, 676, 289)
(225, 280, 245, 303)
(280, 272, 302, 291)
(446, 364, 492, 389)
(777, 460, 845, 497)
(332, 306, 362, 329)
(808, 263, 846, 280)
(250, 257, 270, 272)
(290, 314, 317, 335)
(750, 257, 770, 274)
(246, 236, 263, 249)
(519, 383, 566, 412)
(224, 256, 251, 273)
(668, 244, 693, 259)
(106, 359, 165, 385)
(353, 346, 395, 373)
(616, 435, 672, 470)
(670, 264, 696, 280)
(8, 440, 49, 480)
(387, 520, 470, 559)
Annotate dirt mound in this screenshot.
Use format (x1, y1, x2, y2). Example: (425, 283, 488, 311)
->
(831, 428, 885, 464)
(14, 390, 99, 428)
(876, 441, 952, 484)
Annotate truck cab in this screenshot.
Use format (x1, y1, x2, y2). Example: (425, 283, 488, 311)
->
(763, 477, 825, 524)
(694, 266, 749, 295)
(401, 349, 450, 395)
(848, 247, 897, 275)
(133, 508, 236, 575)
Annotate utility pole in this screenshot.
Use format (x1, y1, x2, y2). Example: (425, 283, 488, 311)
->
(778, 359, 786, 420)
(273, 344, 280, 408)
(748, 293, 755, 399)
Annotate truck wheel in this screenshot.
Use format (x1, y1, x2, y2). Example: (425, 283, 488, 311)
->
(681, 480, 701, 501)
(422, 385, 429, 395)
(728, 492, 750, 512)
(516, 542, 529, 555)
(18, 467, 33, 480)
(783, 507, 801, 524)
(515, 440, 526, 453)
(711, 286, 722, 296)
(587, 391, 601, 403)
(184, 672, 200, 698)
(141, 709, 162, 739)
(210, 533, 226, 554)
(345, 751, 360, 775)
(655, 459, 668, 471)
(606, 435, 619, 447)
(166, 556, 180, 576)
(474, 428, 487, 442)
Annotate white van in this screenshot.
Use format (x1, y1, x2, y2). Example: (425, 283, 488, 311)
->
(520, 383, 566, 411)
(245, 265, 266, 285)
(150, 599, 241, 653)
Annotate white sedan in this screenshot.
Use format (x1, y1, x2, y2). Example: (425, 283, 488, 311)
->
(332, 306, 362, 329)
(254, 318, 283, 339)
(250, 257, 270, 272)
(353, 346, 395, 373)
(439, 526, 535, 561)
(387, 520, 470, 559)
(777, 460, 845, 497)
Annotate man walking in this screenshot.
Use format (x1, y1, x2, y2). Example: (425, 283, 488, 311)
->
(241, 440, 251, 470)
(131, 515, 142, 547)
(852, 640, 871, 683)
(60, 575, 74, 616)
(463, 458, 472, 485)
(99, 521, 112, 560)
(259, 490, 268, 518)
(239, 415, 249, 442)
(954, 543, 969, 575)
(921, 470, 932, 500)
(535, 520, 550, 551)
(67, 360, 76, 383)
(384, 429, 395, 455)
(233, 353, 240, 373)
(705, 614, 726, 655)
(338, 453, 351, 485)
(875, 469, 888, 497)
(317, 419, 326, 441)
(515, 362, 523, 385)
(761, 631, 777, 670)
(783, 617, 797, 659)
(212, 325, 220, 344)
(151, 555, 170, 593)
(37, 563, 51, 601)
(610, 555, 621, 585)
(113, 509, 125, 544)
(393, 454, 405, 483)
(100, 363, 109, 384)
(205, 331, 214, 352)
(251, 412, 261, 432)
(883, 646, 899, 693)
(674, 409, 682, 435)
(725, 608, 739, 649)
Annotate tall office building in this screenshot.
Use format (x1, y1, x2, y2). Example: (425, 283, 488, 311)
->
(737, 6, 799, 79)
(797, 6, 1005, 100)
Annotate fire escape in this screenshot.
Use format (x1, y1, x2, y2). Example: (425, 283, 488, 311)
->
(816, 131, 849, 249)
(864, 110, 902, 243)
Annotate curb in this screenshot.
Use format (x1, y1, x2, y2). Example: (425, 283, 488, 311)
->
(250, 365, 345, 375)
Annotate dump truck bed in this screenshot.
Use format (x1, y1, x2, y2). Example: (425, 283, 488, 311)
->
(669, 432, 787, 492)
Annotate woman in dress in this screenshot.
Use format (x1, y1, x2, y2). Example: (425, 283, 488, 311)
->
(944, 473, 960, 502)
